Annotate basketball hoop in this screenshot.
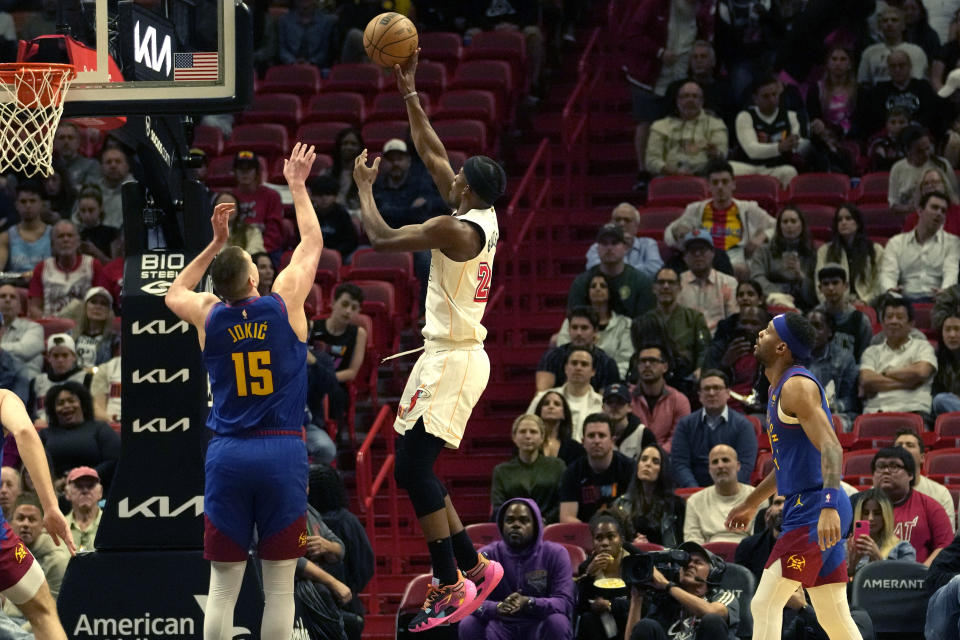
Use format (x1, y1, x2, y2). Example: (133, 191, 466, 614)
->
(0, 63, 76, 178)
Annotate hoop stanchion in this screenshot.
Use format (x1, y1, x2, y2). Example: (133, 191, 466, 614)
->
(0, 63, 76, 178)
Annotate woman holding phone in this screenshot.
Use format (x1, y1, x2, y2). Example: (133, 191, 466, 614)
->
(848, 488, 916, 577)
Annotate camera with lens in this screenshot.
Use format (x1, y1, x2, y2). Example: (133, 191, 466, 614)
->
(620, 549, 690, 588)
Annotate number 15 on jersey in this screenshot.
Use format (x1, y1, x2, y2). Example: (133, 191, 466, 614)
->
(231, 350, 274, 396)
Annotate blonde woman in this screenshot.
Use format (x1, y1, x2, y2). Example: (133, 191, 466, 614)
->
(848, 488, 916, 577)
(489, 414, 567, 524)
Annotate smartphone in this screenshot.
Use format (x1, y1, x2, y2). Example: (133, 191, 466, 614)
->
(854, 520, 870, 537)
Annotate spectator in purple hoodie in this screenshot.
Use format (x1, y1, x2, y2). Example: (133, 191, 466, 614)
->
(459, 498, 575, 640)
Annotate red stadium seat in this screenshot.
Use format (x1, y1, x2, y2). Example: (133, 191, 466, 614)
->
(366, 92, 431, 123)
(191, 125, 223, 156)
(733, 174, 781, 213)
(345, 249, 418, 326)
(542, 522, 593, 552)
(433, 90, 497, 127)
(463, 31, 528, 91)
(853, 301, 880, 334)
(223, 123, 289, 158)
(294, 122, 353, 154)
(752, 452, 774, 485)
(206, 155, 248, 188)
(924, 448, 960, 484)
(432, 119, 488, 155)
(854, 172, 890, 203)
(852, 413, 924, 450)
(843, 449, 879, 485)
(414, 61, 449, 102)
(634, 542, 666, 552)
(242, 93, 302, 132)
(449, 60, 514, 119)
(786, 173, 850, 206)
(675, 487, 703, 500)
(935, 412, 960, 449)
(303, 284, 323, 319)
(302, 92, 365, 127)
(859, 202, 900, 236)
(913, 302, 933, 331)
(636, 208, 684, 238)
(38, 317, 76, 341)
(315, 248, 343, 292)
(464, 522, 501, 547)
(322, 63, 385, 100)
(704, 541, 739, 563)
(351, 280, 401, 356)
(447, 150, 468, 172)
(804, 206, 836, 241)
(361, 120, 409, 152)
(560, 543, 587, 575)
(418, 31, 463, 73)
(260, 64, 321, 97)
(647, 176, 709, 207)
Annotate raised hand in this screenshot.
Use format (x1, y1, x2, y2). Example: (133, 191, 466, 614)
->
(211, 201, 232, 246)
(353, 149, 381, 190)
(283, 142, 318, 186)
(394, 48, 420, 95)
(44, 508, 77, 556)
(725, 501, 757, 532)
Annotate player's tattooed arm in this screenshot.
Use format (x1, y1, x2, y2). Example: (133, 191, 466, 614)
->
(783, 375, 843, 489)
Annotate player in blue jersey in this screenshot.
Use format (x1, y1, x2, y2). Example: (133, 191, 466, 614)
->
(724, 313, 862, 640)
(165, 143, 323, 640)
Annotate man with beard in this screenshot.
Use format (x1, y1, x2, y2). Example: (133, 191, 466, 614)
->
(458, 499, 574, 640)
(559, 415, 635, 523)
(63, 467, 102, 552)
(684, 444, 754, 543)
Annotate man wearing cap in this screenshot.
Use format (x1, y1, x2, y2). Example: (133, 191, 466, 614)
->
(624, 540, 739, 640)
(602, 382, 656, 460)
(308, 174, 358, 259)
(678, 228, 739, 334)
(568, 223, 655, 318)
(813, 263, 874, 360)
(28, 333, 90, 427)
(0, 313, 30, 405)
(585, 203, 663, 279)
(63, 466, 101, 552)
(536, 306, 621, 392)
(27, 219, 109, 319)
(672, 371, 758, 488)
(233, 150, 284, 254)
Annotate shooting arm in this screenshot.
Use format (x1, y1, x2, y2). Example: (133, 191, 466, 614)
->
(163, 236, 222, 326)
(403, 95, 456, 204)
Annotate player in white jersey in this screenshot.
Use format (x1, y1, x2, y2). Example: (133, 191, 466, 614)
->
(352, 49, 506, 632)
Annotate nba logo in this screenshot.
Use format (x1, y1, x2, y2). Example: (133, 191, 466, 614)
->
(825, 494, 831, 503)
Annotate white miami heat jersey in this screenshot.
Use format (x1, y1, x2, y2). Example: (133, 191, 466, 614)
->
(422, 207, 499, 344)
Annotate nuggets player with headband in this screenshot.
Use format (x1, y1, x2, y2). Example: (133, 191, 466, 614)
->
(352, 48, 505, 631)
(165, 143, 323, 640)
(724, 313, 861, 640)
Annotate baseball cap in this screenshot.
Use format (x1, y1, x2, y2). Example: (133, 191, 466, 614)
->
(678, 540, 726, 583)
(67, 466, 100, 484)
(940, 68, 960, 98)
(382, 138, 408, 155)
(84, 286, 113, 306)
(46, 333, 76, 353)
(596, 223, 626, 243)
(682, 227, 715, 251)
(603, 383, 631, 403)
(233, 150, 260, 169)
(817, 262, 847, 282)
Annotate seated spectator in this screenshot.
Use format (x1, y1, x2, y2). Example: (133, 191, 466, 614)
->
(815, 205, 885, 307)
(567, 224, 654, 318)
(556, 278, 632, 379)
(683, 444, 755, 543)
(645, 80, 728, 177)
(232, 150, 283, 255)
(677, 40, 737, 125)
(902, 0, 942, 59)
(730, 75, 812, 189)
(575, 512, 632, 640)
(677, 228, 739, 334)
(308, 175, 358, 261)
(664, 160, 776, 273)
(849, 487, 917, 577)
(860, 446, 953, 564)
(629, 343, 692, 451)
(585, 203, 663, 279)
(539, 306, 621, 391)
(29, 333, 90, 426)
(0, 466, 19, 521)
(459, 498, 574, 640)
(864, 49, 943, 138)
(73, 286, 118, 369)
(806, 309, 859, 431)
(309, 283, 367, 420)
(635, 267, 711, 381)
(559, 415, 635, 523)
(603, 383, 656, 461)
(806, 47, 859, 140)
(329, 128, 363, 214)
(860, 295, 937, 421)
(529, 348, 604, 443)
(251, 251, 275, 298)
(880, 192, 960, 301)
(895, 428, 957, 530)
(623, 540, 739, 640)
(217, 191, 265, 255)
(277, 0, 337, 68)
(28, 220, 107, 319)
(814, 263, 875, 360)
(90, 346, 121, 424)
(612, 443, 685, 546)
(490, 415, 567, 524)
(533, 390, 586, 464)
(40, 380, 120, 489)
(925, 528, 960, 640)
(750, 205, 818, 311)
(52, 121, 100, 189)
(934, 309, 960, 417)
(888, 126, 960, 216)
(903, 166, 960, 236)
(866, 106, 909, 172)
(44, 168, 73, 222)
(0, 181, 50, 276)
(0, 285, 43, 377)
(76, 186, 120, 264)
(94, 146, 134, 229)
(703, 304, 771, 414)
(860, 6, 929, 86)
(63, 465, 101, 552)
(672, 371, 758, 488)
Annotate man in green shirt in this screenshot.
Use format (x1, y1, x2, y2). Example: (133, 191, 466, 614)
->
(568, 224, 654, 317)
(63, 466, 101, 552)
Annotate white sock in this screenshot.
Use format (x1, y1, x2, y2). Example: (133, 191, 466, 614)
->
(204, 561, 246, 640)
(807, 581, 863, 640)
(260, 559, 298, 640)
(751, 560, 803, 640)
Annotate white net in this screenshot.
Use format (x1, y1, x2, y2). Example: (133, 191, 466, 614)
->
(0, 64, 75, 178)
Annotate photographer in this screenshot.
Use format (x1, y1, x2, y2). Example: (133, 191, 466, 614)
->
(623, 541, 739, 640)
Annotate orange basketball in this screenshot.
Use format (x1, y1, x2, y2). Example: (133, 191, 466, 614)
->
(363, 12, 418, 68)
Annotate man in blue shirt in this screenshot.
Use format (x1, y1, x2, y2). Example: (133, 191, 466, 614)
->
(584, 203, 662, 279)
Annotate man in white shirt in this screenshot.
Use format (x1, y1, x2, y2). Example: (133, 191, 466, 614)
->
(879, 191, 960, 301)
(585, 203, 663, 279)
(860, 295, 937, 424)
(683, 444, 755, 543)
(677, 228, 739, 333)
(858, 6, 929, 85)
(894, 429, 957, 531)
(528, 346, 603, 442)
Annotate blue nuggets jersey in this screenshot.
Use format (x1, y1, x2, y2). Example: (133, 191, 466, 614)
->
(202, 294, 307, 435)
(767, 365, 834, 498)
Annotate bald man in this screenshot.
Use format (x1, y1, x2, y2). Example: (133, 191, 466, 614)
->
(867, 49, 941, 138)
(585, 203, 663, 278)
(683, 444, 756, 543)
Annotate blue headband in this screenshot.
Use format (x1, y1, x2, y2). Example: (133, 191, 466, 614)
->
(772, 313, 811, 362)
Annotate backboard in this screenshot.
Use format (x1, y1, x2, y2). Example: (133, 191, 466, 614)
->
(15, 0, 252, 118)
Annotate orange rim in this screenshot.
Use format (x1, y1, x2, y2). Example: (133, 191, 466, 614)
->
(0, 63, 76, 84)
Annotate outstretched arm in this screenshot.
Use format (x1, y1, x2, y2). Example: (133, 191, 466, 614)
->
(395, 50, 456, 204)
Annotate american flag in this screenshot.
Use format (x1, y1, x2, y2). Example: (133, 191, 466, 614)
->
(174, 52, 219, 81)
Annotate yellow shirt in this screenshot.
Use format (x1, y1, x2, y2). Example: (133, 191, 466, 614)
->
(701, 202, 743, 251)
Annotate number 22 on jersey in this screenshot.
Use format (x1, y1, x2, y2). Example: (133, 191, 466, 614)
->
(231, 350, 274, 396)
(474, 262, 491, 302)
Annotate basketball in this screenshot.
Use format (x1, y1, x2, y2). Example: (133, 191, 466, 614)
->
(363, 12, 418, 68)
